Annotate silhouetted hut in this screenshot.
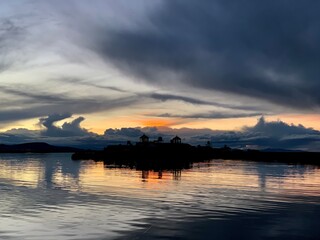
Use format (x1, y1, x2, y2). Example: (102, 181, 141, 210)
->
(140, 134, 149, 143)
(157, 136, 163, 143)
(171, 136, 181, 144)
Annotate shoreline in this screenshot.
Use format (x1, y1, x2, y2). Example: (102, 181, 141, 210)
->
(71, 143, 320, 169)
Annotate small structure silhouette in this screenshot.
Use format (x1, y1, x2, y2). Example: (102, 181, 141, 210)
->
(140, 134, 149, 143)
(171, 136, 181, 144)
(156, 136, 163, 143)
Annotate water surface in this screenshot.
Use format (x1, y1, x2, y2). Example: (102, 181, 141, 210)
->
(0, 153, 320, 239)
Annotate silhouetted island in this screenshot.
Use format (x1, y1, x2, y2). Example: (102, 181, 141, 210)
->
(71, 135, 320, 169)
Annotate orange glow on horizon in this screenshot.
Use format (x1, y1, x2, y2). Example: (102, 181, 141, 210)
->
(139, 118, 179, 127)
(3, 114, 320, 135)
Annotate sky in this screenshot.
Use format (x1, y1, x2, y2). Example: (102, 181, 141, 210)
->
(1, 0, 320, 150)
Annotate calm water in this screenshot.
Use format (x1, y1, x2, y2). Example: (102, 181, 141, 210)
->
(1, 153, 320, 240)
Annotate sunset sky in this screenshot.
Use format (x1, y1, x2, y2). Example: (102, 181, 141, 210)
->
(1, 1, 320, 150)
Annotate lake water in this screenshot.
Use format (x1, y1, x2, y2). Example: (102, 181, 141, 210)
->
(0, 153, 320, 239)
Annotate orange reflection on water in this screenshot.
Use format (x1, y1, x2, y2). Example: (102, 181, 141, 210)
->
(75, 160, 262, 198)
(78, 161, 141, 194)
(0, 158, 44, 188)
(77, 161, 184, 195)
(1, 154, 320, 201)
(140, 170, 181, 181)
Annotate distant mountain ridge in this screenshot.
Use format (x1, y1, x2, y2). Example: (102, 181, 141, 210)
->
(0, 142, 81, 153)
(261, 148, 304, 152)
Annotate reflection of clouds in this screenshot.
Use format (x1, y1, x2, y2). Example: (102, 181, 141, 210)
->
(0, 155, 152, 239)
(244, 161, 320, 196)
(0, 154, 45, 188)
(0, 153, 82, 189)
(2, 155, 320, 239)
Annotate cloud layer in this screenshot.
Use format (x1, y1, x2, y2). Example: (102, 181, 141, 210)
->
(39, 114, 91, 137)
(67, 0, 320, 110)
(1, 1, 320, 146)
(0, 115, 320, 151)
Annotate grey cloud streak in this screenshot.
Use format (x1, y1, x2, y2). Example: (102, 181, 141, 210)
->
(61, 0, 320, 110)
(48, 78, 266, 113)
(158, 112, 264, 119)
(0, 92, 140, 123)
(0, 86, 68, 103)
(2, 78, 265, 124)
(0, 79, 141, 124)
(52, 77, 129, 94)
(149, 93, 265, 112)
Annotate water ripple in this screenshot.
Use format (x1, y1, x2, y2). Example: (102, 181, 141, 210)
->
(1, 154, 320, 239)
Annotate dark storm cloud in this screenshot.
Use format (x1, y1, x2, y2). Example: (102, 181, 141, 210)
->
(78, 0, 320, 110)
(104, 128, 143, 138)
(210, 117, 320, 150)
(244, 116, 318, 137)
(104, 127, 165, 143)
(39, 114, 91, 137)
(0, 128, 41, 144)
(0, 114, 101, 147)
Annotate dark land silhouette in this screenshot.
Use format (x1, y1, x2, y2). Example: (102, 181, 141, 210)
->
(1, 137, 320, 168)
(71, 135, 320, 169)
(0, 142, 80, 153)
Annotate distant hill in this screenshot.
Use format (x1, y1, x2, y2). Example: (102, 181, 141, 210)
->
(261, 148, 304, 152)
(0, 142, 81, 153)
